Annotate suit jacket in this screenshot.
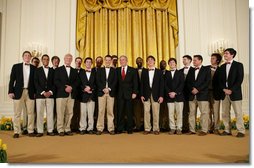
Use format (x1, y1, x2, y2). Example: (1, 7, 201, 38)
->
(207, 65, 223, 101)
(79, 68, 96, 102)
(96, 67, 117, 97)
(34, 67, 55, 99)
(164, 70, 185, 102)
(179, 67, 195, 100)
(8, 63, 35, 100)
(219, 61, 244, 101)
(140, 68, 164, 102)
(186, 65, 211, 101)
(54, 65, 79, 99)
(116, 66, 138, 100)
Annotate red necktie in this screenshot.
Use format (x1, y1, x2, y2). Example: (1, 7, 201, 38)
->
(121, 67, 126, 80)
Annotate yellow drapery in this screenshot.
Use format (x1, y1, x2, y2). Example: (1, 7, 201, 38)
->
(76, 0, 178, 67)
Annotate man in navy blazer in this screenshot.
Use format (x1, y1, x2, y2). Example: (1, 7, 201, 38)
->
(8, 51, 36, 138)
(219, 48, 245, 138)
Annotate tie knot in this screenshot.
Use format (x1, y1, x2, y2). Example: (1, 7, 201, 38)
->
(195, 67, 200, 70)
(86, 70, 91, 72)
(211, 66, 216, 70)
(170, 70, 175, 72)
(25, 63, 30, 66)
(44, 66, 49, 68)
(105, 67, 110, 69)
(66, 65, 71, 68)
(184, 67, 188, 69)
(226, 62, 231, 64)
(148, 69, 154, 71)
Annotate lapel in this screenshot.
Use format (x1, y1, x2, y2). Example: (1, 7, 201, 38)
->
(62, 65, 69, 80)
(41, 67, 47, 80)
(151, 68, 157, 87)
(20, 63, 24, 83)
(126, 66, 131, 79)
(103, 67, 107, 80)
(195, 66, 203, 81)
(227, 60, 235, 80)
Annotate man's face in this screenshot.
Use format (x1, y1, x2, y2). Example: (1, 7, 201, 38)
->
(160, 60, 167, 70)
(223, 51, 233, 61)
(169, 61, 176, 69)
(75, 58, 82, 68)
(182, 57, 191, 66)
(52, 58, 60, 67)
(85, 60, 92, 69)
(147, 58, 155, 67)
(105, 57, 112, 67)
(32, 59, 40, 68)
(193, 57, 201, 67)
(120, 56, 127, 67)
(96, 58, 103, 68)
(210, 56, 217, 65)
(23, 53, 32, 63)
(112, 58, 118, 66)
(42, 56, 49, 67)
(64, 55, 73, 66)
(136, 58, 143, 67)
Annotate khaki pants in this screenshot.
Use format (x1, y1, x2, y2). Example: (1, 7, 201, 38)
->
(222, 95, 245, 134)
(36, 98, 54, 133)
(22, 104, 28, 130)
(189, 99, 209, 133)
(80, 101, 95, 131)
(96, 94, 115, 132)
(56, 95, 74, 133)
(167, 102, 183, 130)
(143, 95, 160, 132)
(13, 89, 35, 134)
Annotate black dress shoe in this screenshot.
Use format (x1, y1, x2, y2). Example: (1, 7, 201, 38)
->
(109, 131, 115, 135)
(22, 130, 28, 135)
(116, 130, 123, 134)
(220, 131, 232, 136)
(65, 131, 73, 136)
(127, 130, 133, 134)
(47, 132, 55, 136)
(88, 130, 94, 135)
(153, 131, 160, 135)
(13, 134, 19, 138)
(96, 131, 102, 135)
(36, 133, 43, 137)
(28, 133, 36, 137)
(59, 132, 65, 136)
(80, 130, 86, 135)
(236, 132, 245, 138)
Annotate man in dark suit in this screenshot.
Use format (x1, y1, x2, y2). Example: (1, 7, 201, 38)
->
(116, 55, 138, 134)
(54, 54, 79, 136)
(186, 55, 211, 136)
(8, 51, 36, 138)
(219, 48, 245, 138)
(140, 56, 164, 135)
(133, 57, 144, 131)
(79, 57, 96, 135)
(34, 54, 55, 137)
(207, 53, 222, 135)
(179, 55, 193, 133)
(165, 58, 185, 135)
(96, 55, 117, 135)
(71, 57, 83, 133)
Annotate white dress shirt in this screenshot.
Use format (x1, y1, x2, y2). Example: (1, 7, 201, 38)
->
(86, 69, 91, 81)
(23, 62, 30, 88)
(194, 65, 202, 80)
(43, 66, 49, 79)
(65, 65, 71, 77)
(105, 67, 110, 88)
(183, 65, 190, 75)
(148, 67, 155, 88)
(226, 60, 233, 87)
(170, 69, 176, 78)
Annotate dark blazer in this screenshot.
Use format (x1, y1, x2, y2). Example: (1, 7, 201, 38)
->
(140, 68, 164, 102)
(179, 67, 195, 100)
(116, 66, 138, 100)
(207, 65, 223, 101)
(79, 68, 96, 102)
(54, 65, 79, 99)
(186, 65, 211, 101)
(219, 61, 244, 101)
(164, 70, 185, 102)
(8, 63, 35, 100)
(96, 67, 117, 97)
(34, 67, 55, 99)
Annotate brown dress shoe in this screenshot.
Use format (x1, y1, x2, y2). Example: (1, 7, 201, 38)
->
(154, 131, 160, 135)
(59, 132, 65, 136)
(109, 131, 115, 135)
(236, 132, 245, 138)
(143, 131, 150, 135)
(36, 133, 43, 137)
(186, 131, 196, 135)
(168, 129, 176, 135)
(220, 131, 232, 136)
(65, 131, 73, 136)
(176, 130, 182, 135)
(13, 134, 19, 138)
(28, 133, 36, 137)
(96, 131, 102, 135)
(213, 129, 220, 135)
(198, 131, 207, 136)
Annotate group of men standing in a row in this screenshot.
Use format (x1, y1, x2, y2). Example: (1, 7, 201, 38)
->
(8, 48, 245, 138)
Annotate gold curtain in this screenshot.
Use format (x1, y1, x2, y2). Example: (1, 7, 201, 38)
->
(76, 0, 178, 67)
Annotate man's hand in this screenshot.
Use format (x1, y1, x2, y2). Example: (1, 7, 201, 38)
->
(223, 89, 232, 95)
(169, 92, 176, 99)
(158, 97, 163, 104)
(43, 92, 51, 98)
(103, 88, 109, 94)
(8, 93, 15, 99)
(65, 85, 72, 93)
(191, 88, 199, 95)
(141, 96, 145, 103)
